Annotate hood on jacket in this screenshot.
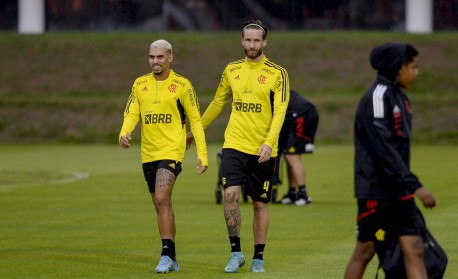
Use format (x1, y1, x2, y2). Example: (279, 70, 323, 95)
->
(369, 42, 419, 80)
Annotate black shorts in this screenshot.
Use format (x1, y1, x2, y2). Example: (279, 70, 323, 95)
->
(142, 160, 182, 193)
(221, 148, 276, 203)
(279, 108, 319, 154)
(356, 196, 420, 243)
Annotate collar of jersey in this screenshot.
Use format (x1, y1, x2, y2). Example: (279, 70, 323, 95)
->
(244, 55, 267, 67)
(151, 69, 174, 83)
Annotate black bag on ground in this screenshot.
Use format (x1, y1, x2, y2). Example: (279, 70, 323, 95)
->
(376, 208, 447, 279)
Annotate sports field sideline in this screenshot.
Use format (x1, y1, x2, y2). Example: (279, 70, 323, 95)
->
(0, 143, 456, 278)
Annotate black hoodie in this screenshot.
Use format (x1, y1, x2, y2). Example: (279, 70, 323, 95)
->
(354, 43, 421, 199)
(370, 42, 419, 80)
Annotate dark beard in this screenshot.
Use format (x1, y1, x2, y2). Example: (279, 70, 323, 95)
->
(245, 49, 262, 60)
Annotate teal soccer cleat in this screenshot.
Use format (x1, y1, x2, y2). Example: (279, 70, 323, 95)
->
(224, 252, 245, 273)
(154, 256, 180, 273)
(251, 259, 265, 272)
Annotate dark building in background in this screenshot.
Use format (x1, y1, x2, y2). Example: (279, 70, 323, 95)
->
(1, 0, 458, 31)
(0, 0, 18, 30)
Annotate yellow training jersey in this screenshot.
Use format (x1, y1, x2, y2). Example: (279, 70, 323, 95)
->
(119, 70, 208, 166)
(201, 56, 289, 157)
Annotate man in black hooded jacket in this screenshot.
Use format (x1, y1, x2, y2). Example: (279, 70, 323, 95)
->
(344, 43, 436, 279)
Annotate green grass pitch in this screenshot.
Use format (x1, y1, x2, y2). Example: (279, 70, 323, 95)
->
(0, 144, 456, 278)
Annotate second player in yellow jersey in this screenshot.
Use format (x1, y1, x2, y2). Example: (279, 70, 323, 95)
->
(187, 19, 289, 274)
(201, 55, 289, 157)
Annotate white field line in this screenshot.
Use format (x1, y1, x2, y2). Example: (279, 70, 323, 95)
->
(0, 171, 90, 192)
(50, 171, 90, 184)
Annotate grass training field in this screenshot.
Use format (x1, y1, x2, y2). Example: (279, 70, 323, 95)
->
(1, 30, 457, 278)
(1, 143, 456, 278)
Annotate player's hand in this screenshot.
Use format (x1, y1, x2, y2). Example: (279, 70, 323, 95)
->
(196, 158, 207, 174)
(415, 187, 436, 208)
(257, 144, 272, 163)
(120, 132, 131, 148)
(186, 131, 194, 150)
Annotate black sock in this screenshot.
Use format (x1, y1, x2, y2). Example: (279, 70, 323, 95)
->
(298, 185, 308, 198)
(288, 188, 296, 197)
(161, 239, 176, 261)
(253, 244, 265, 260)
(229, 236, 241, 252)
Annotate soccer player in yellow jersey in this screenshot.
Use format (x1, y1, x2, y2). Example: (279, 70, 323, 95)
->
(119, 39, 208, 273)
(188, 19, 289, 273)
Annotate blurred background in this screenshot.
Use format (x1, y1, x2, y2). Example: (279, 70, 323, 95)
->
(0, 1, 457, 145)
(1, 0, 458, 32)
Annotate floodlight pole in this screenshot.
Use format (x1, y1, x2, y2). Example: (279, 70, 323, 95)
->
(406, 0, 433, 33)
(18, 0, 46, 34)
